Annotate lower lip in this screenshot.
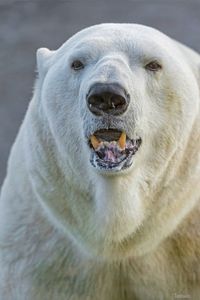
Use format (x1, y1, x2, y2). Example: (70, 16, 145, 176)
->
(89, 150, 134, 173)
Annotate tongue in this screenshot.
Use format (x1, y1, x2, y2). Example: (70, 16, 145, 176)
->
(104, 150, 117, 162)
(95, 141, 126, 163)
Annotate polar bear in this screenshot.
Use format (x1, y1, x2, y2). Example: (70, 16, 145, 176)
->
(0, 23, 200, 300)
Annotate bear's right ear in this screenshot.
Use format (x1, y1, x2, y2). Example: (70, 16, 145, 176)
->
(36, 47, 54, 76)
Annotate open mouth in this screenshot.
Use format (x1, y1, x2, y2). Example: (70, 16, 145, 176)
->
(88, 129, 142, 172)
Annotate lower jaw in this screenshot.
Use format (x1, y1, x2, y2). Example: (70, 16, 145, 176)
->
(90, 152, 134, 173)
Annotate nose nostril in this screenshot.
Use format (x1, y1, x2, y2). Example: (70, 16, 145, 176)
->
(110, 95, 126, 107)
(89, 95, 99, 105)
(89, 95, 105, 107)
(87, 83, 129, 116)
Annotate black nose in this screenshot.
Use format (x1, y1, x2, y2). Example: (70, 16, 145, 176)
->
(87, 83, 130, 116)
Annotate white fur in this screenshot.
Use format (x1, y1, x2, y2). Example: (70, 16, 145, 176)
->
(0, 23, 200, 299)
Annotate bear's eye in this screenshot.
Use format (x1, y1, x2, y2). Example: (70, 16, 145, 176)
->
(71, 60, 84, 70)
(145, 61, 162, 71)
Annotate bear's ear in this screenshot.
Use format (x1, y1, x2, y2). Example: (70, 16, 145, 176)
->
(36, 47, 54, 76)
(174, 40, 200, 86)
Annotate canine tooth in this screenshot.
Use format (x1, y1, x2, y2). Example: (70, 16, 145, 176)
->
(90, 135, 101, 149)
(118, 132, 126, 149)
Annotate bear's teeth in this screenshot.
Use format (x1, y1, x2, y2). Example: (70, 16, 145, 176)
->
(91, 132, 127, 150)
(90, 135, 101, 149)
(118, 132, 126, 149)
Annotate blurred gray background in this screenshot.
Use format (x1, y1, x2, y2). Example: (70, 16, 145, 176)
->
(0, 0, 200, 186)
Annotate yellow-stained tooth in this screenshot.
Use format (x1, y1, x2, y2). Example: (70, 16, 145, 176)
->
(118, 132, 126, 149)
(90, 135, 101, 149)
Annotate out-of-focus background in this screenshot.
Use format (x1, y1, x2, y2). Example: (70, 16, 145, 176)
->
(0, 0, 200, 186)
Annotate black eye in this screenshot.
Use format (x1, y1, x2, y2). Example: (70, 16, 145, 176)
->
(145, 61, 162, 71)
(71, 60, 84, 70)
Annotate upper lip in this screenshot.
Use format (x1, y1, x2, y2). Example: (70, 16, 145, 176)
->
(87, 128, 128, 146)
(85, 125, 132, 140)
(91, 128, 124, 140)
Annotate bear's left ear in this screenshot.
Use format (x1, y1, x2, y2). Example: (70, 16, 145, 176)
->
(36, 47, 54, 76)
(174, 40, 200, 87)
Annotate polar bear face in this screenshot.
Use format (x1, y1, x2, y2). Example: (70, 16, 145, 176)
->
(37, 24, 197, 177)
(34, 24, 199, 258)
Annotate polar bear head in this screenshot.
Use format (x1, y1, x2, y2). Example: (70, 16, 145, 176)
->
(32, 24, 200, 259)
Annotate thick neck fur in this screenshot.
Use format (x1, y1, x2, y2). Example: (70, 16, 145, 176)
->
(16, 101, 199, 258)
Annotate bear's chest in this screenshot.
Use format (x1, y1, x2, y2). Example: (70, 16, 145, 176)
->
(30, 256, 187, 300)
